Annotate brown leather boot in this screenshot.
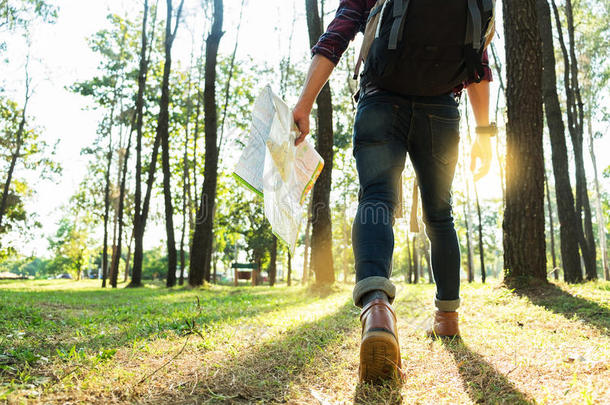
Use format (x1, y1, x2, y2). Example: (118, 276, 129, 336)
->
(359, 299, 402, 382)
(426, 310, 460, 339)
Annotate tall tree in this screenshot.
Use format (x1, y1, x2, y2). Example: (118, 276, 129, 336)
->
(305, 0, 335, 286)
(111, 1, 157, 288)
(158, 0, 185, 288)
(502, 0, 547, 282)
(552, 0, 597, 280)
(189, 0, 224, 286)
(535, 0, 583, 283)
(179, 59, 194, 287)
(129, 0, 160, 288)
(100, 37, 125, 288)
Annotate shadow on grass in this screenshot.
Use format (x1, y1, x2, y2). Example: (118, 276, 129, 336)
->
(0, 285, 319, 371)
(148, 300, 358, 404)
(515, 283, 610, 336)
(442, 339, 533, 405)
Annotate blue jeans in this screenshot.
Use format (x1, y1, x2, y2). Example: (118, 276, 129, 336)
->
(351, 90, 461, 312)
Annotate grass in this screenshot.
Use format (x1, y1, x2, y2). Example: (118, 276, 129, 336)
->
(0, 278, 609, 404)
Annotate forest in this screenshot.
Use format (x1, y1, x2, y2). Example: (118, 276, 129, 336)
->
(1, 0, 609, 403)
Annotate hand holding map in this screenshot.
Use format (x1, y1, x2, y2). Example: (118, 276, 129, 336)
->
(233, 85, 324, 252)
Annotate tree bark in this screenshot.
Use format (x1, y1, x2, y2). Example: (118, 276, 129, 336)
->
(544, 170, 558, 279)
(287, 251, 292, 286)
(502, 0, 547, 282)
(159, 0, 185, 288)
(130, 0, 158, 288)
(189, 0, 224, 287)
(110, 139, 127, 288)
(101, 91, 117, 289)
(302, 198, 312, 284)
(269, 236, 277, 286)
(461, 142, 475, 283)
(473, 182, 486, 283)
(124, 231, 133, 282)
(551, 0, 596, 280)
(405, 232, 412, 283)
(305, 0, 334, 286)
(538, 0, 583, 282)
(412, 235, 419, 284)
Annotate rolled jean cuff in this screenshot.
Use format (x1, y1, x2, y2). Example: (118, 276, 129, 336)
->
(353, 276, 396, 307)
(435, 298, 461, 312)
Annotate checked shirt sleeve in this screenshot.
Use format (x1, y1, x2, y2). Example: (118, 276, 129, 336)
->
(311, 0, 370, 65)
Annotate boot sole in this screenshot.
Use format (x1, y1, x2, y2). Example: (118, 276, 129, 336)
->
(359, 330, 400, 383)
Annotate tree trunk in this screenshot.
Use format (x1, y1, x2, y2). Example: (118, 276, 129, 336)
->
(473, 182, 486, 283)
(587, 113, 609, 280)
(252, 257, 260, 286)
(101, 106, 115, 289)
(269, 236, 278, 286)
(129, 0, 157, 288)
(111, 137, 129, 288)
(179, 56, 193, 287)
(159, 0, 185, 288)
(189, 0, 223, 286)
(124, 232, 133, 282)
(302, 198, 312, 284)
(191, 42, 204, 228)
(551, 0, 596, 280)
(537, 0, 583, 282)
(502, 0, 547, 282)
(412, 235, 419, 284)
(564, 0, 596, 281)
(287, 252, 292, 286)
(544, 170, 558, 279)
(462, 145, 475, 283)
(405, 231, 412, 283)
(305, 0, 334, 286)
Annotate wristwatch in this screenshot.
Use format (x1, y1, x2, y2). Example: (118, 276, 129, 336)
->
(475, 122, 498, 136)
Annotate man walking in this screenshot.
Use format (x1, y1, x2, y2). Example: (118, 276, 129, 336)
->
(294, 0, 495, 382)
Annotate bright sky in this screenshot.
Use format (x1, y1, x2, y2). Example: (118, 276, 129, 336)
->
(2, 0, 609, 257)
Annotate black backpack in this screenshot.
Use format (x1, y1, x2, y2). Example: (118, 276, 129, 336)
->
(354, 0, 495, 97)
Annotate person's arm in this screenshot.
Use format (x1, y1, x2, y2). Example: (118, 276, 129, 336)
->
(467, 80, 493, 182)
(293, 54, 335, 145)
(293, 0, 368, 145)
(467, 41, 495, 181)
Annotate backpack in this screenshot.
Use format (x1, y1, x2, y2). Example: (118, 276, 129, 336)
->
(354, 0, 495, 97)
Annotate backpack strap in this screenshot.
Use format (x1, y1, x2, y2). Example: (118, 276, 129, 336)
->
(388, 0, 411, 50)
(466, 0, 482, 50)
(464, 0, 486, 82)
(353, 0, 389, 80)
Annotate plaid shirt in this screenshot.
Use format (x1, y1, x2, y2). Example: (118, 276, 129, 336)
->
(311, 0, 493, 87)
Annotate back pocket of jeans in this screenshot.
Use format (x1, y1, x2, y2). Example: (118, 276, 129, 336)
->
(353, 101, 400, 152)
(428, 114, 460, 165)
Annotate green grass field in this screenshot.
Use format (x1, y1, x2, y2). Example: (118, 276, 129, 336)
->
(1, 279, 609, 404)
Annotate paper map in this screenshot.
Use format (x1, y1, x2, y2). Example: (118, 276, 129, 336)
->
(233, 85, 324, 251)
